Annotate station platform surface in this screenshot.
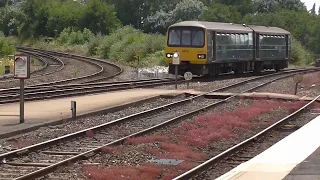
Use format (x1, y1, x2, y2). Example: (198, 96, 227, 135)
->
(216, 115, 320, 180)
(0, 88, 187, 138)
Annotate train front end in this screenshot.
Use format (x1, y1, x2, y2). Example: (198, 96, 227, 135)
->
(165, 24, 208, 76)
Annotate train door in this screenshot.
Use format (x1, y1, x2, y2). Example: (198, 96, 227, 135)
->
(255, 32, 260, 60)
(207, 31, 216, 62)
(212, 31, 216, 61)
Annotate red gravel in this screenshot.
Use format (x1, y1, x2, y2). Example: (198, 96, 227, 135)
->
(81, 99, 308, 180)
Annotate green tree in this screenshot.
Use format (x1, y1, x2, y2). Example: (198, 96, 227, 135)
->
(144, 0, 207, 33)
(200, 3, 241, 23)
(310, 3, 316, 15)
(79, 0, 121, 34)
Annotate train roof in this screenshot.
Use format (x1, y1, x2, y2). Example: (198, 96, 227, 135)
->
(169, 21, 290, 35)
(248, 25, 290, 35)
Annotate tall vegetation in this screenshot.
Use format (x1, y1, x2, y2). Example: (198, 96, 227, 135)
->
(0, 0, 319, 66)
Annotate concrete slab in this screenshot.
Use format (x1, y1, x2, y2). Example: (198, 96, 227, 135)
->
(185, 91, 319, 102)
(0, 88, 187, 138)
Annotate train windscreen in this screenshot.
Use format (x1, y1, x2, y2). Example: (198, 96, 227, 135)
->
(168, 28, 205, 47)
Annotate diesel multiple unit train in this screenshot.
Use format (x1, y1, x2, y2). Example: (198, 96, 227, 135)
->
(165, 21, 292, 76)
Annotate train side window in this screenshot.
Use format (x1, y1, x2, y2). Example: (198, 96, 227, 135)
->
(235, 34, 240, 46)
(225, 33, 232, 45)
(181, 30, 192, 46)
(216, 33, 222, 45)
(221, 33, 227, 45)
(244, 34, 249, 45)
(231, 34, 236, 45)
(240, 34, 245, 45)
(248, 33, 253, 46)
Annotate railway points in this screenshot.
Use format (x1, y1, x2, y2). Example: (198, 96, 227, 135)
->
(0, 88, 188, 139)
(215, 114, 320, 180)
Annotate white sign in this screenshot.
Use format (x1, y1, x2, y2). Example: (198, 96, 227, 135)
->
(172, 52, 180, 65)
(14, 55, 30, 79)
(184, 71, 193, 81)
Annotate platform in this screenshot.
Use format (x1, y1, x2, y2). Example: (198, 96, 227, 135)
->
(216, 115, 320, 180)
(0, 88, 189, 138)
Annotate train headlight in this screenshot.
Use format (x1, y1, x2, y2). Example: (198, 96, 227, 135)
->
(198, 54, 206, 59)
(166, 53, 173, 58)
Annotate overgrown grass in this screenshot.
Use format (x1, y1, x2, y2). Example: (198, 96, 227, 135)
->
(7, 26, 167, 68)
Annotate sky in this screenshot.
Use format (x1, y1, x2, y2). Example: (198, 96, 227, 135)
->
(302, 0, 316, 11)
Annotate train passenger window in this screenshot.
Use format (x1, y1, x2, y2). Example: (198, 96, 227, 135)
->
(168, 29, 181, 45)
(244, 34, 249, 45)
(192, 30, 204, 46)
(248, 33, 253, 45)
(216, 33, 221, 45)
(240, 34, 245, 45)
(221, 33, 227, 45)
(181, 30, 192, 45)
(236, 34, 240, 45)
(231, 34, 236, 45)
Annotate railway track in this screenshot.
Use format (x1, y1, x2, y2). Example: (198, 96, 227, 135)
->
(1, 46, 122, 89)
(0, 52, 62, 88)
(0, 68, 318, 180)
(0, 54, 48, 81)
(173, 95, 320, 180)
(16, 46, 123, 84)
(0, 78, 185, 104)
(0, 67, 316, 104)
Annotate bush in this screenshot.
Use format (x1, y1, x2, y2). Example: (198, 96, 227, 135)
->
(97, 26, 165, 66)
(291, 38, 315, 66)
(0, 37, 15, 57)
(57, 27, 94, 45)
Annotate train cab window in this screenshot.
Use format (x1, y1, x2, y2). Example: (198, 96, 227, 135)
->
(181, 30, 192, 45)
(168, 29, 181, 45)
(192, 30, 204, 46)
(168, 28, 204, 47)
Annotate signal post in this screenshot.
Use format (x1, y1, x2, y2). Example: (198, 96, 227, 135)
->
(13, 54, 31, 123)
(172, 52, 180, 89)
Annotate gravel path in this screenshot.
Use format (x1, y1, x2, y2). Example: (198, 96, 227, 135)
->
(48, 99, 307, 180)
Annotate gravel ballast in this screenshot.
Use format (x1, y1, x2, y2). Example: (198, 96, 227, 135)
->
(0, 96, 187, 153)
(47, 99, 308, 180)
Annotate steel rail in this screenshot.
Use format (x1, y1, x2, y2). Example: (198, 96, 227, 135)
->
(0, 78, 185, 104)
(16, 46, 123, 84)
(15, 48, 106, 87)
(0, 52, 50, 82)
(0, 68, 316, 180)
(0, 68, 317, 104)
(172, 95, 320, 180)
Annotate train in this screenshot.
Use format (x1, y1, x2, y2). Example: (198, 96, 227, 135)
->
(165, 21, 292, 77)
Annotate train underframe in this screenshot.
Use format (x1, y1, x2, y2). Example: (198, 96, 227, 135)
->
(168, 60, 288, 76)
